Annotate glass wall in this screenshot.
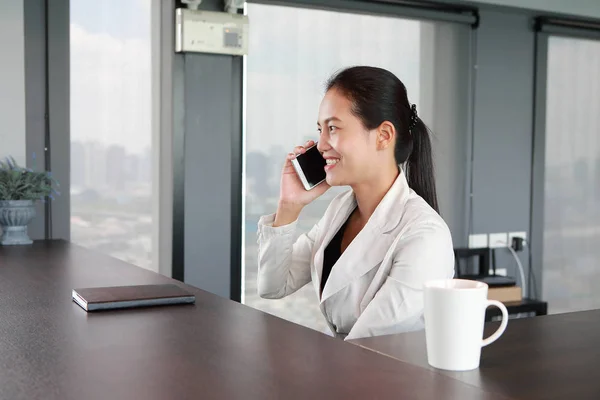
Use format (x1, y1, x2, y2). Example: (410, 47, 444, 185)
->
(543, 36, 600, 314)
(69, 0, 154, 270)
(243, 3, 470, 332)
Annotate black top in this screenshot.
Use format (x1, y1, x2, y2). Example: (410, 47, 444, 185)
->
(321, 212, 353, 295)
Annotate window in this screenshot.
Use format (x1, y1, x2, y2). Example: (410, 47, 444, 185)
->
(243, 3, 470, 332)
(542, 36, 600, 313)
(69, 0, 154, 270)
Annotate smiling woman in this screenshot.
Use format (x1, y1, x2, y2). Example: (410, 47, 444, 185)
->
(255, 66, 455, 340)
(242, 2, 470, 335)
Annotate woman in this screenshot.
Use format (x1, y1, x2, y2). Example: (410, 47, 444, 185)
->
(256, 66, 454, 340)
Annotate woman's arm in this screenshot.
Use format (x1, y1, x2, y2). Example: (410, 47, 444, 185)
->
(256, 209, 320, 299)
(345, 221, 454, 340)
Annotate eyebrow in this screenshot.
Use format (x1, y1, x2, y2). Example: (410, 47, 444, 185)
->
(317, 117, 342, 126)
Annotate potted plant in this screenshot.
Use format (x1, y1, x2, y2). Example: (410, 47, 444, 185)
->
(0, 156, 59, 245)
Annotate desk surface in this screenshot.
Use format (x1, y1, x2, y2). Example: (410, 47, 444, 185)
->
(0, 241, 509, 400)
(351, 309, 600, 400)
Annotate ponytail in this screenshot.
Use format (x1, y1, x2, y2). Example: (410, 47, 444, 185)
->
(406, 118, 439, 213)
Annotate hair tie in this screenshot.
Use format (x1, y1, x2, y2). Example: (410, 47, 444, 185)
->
(408, 104, 418, 133)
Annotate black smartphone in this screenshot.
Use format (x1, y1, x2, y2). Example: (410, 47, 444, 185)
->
(291, 143, 327, 190)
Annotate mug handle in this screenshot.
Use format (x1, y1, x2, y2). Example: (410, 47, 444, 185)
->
(481, 300, 509, 347)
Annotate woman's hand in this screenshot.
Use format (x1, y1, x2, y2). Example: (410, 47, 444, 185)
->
(273, 140, 330, 227)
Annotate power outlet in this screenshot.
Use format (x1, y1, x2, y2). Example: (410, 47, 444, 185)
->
(489, 233, 508, 248)
(468, 234, 488, 249)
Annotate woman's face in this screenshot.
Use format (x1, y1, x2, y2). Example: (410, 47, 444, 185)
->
(316, 89, 393, 187)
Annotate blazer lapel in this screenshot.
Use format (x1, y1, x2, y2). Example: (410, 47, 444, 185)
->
(319, 171, 411, 303)
(312, 191, 357, 298)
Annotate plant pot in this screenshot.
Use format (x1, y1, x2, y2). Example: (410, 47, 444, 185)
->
(0, 200, 36, 245)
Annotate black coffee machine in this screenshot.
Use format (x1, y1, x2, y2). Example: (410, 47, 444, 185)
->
(453, 247, 516, 287)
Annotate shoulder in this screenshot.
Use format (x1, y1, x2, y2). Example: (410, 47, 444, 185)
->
(388, 193, 454, 280)
(405, 190, 450, 230)
(393, 190, 454, 256)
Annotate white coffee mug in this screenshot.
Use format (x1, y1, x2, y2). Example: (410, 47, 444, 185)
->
(424, 279, 508, 371)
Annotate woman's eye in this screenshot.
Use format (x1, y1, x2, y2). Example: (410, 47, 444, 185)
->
(329, 126, 337, 132)
(317, 128, 322, 133)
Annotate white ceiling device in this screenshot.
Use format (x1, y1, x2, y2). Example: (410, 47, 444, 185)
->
(224, 0, 245, 14)
(175, 8, 249, 56)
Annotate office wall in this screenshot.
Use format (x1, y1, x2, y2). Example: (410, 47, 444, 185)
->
(0, 0, 26, 165)
(181, 54, 241, 299)
(470, 9, 536, 294)
(152, 0, 175, 278)
(175, 0, 243, 299)
(46, 0, 70, 241)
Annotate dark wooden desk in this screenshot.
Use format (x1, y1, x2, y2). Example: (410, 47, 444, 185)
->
(0, 241, 509, 400)
(351, 310, 600, 400)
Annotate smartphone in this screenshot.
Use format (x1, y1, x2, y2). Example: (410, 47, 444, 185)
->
(291, 143, 327, 191)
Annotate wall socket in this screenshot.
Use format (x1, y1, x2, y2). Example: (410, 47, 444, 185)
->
(468, 234, 488, 248)
(489, 233, 508, 248)
(469, 232, 527, 249)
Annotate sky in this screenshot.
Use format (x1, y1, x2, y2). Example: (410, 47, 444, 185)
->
(70, 0, 151, 154)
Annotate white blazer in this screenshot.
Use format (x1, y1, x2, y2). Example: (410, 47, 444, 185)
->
(256, 171, 454, 340)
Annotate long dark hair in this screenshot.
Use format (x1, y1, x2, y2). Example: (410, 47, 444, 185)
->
(326, 66, 439, 213)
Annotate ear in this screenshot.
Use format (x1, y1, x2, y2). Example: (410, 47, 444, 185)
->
(376, 121, 396, 150)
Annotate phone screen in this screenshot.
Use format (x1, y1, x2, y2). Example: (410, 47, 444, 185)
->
(295, 144, 326, 188)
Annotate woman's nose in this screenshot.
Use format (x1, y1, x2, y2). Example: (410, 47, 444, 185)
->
(317, 134, 330, 153)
